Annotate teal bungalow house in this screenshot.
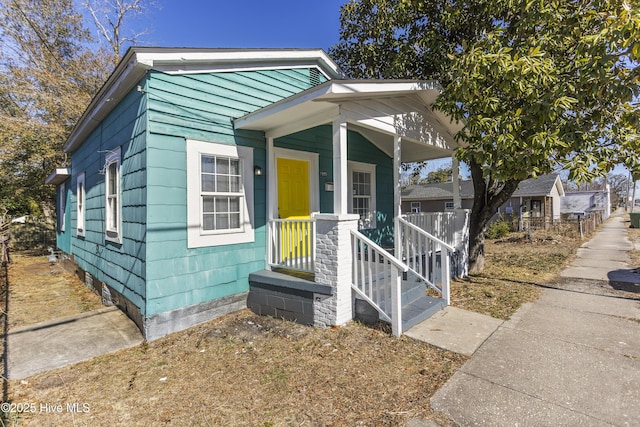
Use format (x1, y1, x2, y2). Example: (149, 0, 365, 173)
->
(47, 47, 469, 340)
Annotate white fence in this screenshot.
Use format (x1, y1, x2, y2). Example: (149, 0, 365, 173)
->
(402, 210, 469, 277)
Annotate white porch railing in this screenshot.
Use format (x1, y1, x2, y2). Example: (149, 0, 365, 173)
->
(397, 217, 455, 305)
(267, 219, 315, 274)
(351, 230, 408, 337)
(402, 210, 470, 277)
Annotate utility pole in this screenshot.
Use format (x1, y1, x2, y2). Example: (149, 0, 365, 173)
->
(626, 172, 632, 212)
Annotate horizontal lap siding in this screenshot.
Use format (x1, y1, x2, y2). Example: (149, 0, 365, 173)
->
(145, 68, 322, 316)
(70, 88, 148, 313)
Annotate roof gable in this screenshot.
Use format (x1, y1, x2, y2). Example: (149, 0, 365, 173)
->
(234, 79, 464, 161)
(513, 174, 564, 197)
(64, 47, 344, 153)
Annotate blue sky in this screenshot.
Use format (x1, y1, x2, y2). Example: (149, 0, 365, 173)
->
(143, 0, 346, 51)
(131, 0, 634, 186)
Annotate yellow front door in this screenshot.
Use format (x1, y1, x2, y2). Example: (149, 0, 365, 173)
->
(277, 158, 311, 262)
(277, 158, 309, 219)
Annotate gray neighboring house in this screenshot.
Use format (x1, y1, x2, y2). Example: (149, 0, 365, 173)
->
(401, 181, 474, 213)
(402, 174, 565, 229)
(561, 187, 611, 221)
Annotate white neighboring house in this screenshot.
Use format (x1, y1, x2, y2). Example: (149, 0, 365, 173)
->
(561, 185, 611, 220)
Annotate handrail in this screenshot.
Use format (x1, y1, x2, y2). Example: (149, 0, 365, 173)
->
(350, 229, 407, 336)
(267, 218, 315, 274)
(399, 218, 455, 252)
(397, 216, 452, 305)
(350, 230, 408, 272)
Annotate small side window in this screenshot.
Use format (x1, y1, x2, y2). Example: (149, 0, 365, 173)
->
(104, 148, 121, 243)
(77, 172, 85, 236)
(58, 183, 67, 232)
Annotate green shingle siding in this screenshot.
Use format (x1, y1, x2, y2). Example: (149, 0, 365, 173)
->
(64, 65, 331, 323)
(68, 84, 148, 314)
(142, 68, 319, 316)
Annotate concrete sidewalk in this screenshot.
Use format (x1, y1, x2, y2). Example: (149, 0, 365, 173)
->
(430, 212, 640, 426)
(7, 306, 143, 379)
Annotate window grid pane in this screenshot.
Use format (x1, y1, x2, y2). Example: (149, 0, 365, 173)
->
(201, 194, 242, 231)
(201, 154, 243, 232)
(352, 171, 372, 225)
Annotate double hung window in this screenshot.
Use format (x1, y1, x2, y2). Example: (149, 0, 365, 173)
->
(105, 148, 121, 242)
(187, 140, 254, 248)
(348, 161, 376, 229)
(77, 172, 85, 236)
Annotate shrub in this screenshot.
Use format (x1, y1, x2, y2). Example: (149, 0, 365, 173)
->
(486, 218, 511, 239)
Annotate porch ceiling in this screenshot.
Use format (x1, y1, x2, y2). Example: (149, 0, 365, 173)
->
(233, 80, 464, 162)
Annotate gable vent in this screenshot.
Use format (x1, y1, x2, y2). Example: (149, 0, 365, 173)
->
(310, 68, 322, 86)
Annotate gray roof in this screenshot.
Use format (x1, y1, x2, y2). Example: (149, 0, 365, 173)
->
(402, 180, 474, 200)
(402, 174, 562, 200)
(513, 174, 563, 197)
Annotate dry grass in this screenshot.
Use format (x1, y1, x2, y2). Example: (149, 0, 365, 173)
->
(3, 253, 467, 427)
(451, 230, 583, 320)
(7, 254, 103, 329)
(8, 309, 465, 426)
(3, 229, 586, 426)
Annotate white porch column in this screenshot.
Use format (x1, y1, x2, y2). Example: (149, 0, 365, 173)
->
(333, 116, 348, 215)
(393, 136, 402, 257)
(452, 156, 461, 209)
(266, 137, 276, 269)
(266, 137, 275, 221)
(313, 213, 359, 327)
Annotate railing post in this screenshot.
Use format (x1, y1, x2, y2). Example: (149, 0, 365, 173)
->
(391, 265, 402, 337)
(313, 213, 360, 328)
(442, 249, 451, 305)
(267, 221, 273, 270)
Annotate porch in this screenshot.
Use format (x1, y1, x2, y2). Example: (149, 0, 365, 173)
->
(235, 79, 467, 336)
(249, 210, 469, 335)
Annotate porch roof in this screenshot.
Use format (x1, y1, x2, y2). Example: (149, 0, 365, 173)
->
(233, 80, 464, 162)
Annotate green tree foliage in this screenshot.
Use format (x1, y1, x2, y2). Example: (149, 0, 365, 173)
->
(332, 0, 640, 272)
(0, 0, 112, 216)
(402, 163, 451, 185)
(0, 0, 154, 218)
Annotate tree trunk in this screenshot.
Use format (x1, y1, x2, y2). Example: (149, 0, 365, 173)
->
(467, 158, 522, 274)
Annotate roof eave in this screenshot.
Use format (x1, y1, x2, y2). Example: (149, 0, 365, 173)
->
(63, 48, 151, 153)
(63, 47, 345, 154)
(45, 168, 71, 185)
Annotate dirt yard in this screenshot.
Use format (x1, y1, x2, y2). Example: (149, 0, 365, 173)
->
(7, 253, 103, 329)
(2, 227, 589, 426)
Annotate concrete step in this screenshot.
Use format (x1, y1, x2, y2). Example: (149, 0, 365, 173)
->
(402, 295, 446, 332)
(402, 277, 427, 303)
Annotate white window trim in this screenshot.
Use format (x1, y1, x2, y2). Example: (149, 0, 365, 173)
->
(347, 160, 376, 229)
(445, 201, 455, 211)
(105, 147, 121, 243)
(187, 139, 254, 248)
(77, 172, 86, 237)
(410, 201, 421, 213)
(58, 183, 66, 232)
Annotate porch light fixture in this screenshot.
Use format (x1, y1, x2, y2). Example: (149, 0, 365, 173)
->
(254, 165, 263, 176)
